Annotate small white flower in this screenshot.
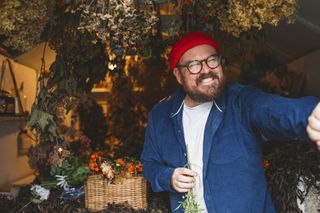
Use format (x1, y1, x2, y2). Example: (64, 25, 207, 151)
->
(30, 184, 50, 201)
(56, 175, 69, 190)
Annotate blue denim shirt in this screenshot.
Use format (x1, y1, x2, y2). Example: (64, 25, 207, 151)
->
(141, 83, 319, 213)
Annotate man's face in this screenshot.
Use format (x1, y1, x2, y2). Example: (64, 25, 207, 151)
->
(173, 44, 225, 106)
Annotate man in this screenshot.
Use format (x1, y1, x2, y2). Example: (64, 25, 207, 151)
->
(141, 32, 320, 213)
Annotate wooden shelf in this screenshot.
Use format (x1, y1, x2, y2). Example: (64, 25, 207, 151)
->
(0, 115, 27, 122)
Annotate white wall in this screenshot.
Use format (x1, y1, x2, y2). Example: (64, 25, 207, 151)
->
(0, 118, 33, 186)
(0, 55, 37, 186)
(288, 49, 320, 98)
(0, 55, 38, 113)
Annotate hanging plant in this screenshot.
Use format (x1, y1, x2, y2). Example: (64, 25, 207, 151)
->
(225, 0, 297, 36)
(29, 11, 108, 144)
(196, 0, 299, 37)
(0, 0, 54, 51)
(71, 0, 158, 55)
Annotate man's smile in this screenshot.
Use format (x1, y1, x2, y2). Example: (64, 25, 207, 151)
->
(198, 77, 216, 86)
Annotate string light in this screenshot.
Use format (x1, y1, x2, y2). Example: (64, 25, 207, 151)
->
(58, 147, 63, 153)
(108, 62, 117, 71)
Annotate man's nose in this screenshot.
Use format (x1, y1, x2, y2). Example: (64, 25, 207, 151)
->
(200, 60, 211, 73)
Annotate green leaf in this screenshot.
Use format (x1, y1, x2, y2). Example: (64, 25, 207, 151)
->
(40, 180, 58, 189)
(31, 198, 42, 204)
(39, 111, 53, 130)
(72, 166, 90, 182)
(28, 108, 57, 137)
(28, 107, 41, 128)
(50, 165, 63, 176)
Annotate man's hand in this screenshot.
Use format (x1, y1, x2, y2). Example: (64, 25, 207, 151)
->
(171, 168, 197, 193)
(307, 102, 320, 150)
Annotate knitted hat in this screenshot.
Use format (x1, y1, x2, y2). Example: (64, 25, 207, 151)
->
(169, 32, 220, 69)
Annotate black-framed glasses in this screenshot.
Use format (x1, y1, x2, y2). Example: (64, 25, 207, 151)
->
(176, 54, 222, 74)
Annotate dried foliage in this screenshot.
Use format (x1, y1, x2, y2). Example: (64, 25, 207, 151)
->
(106, 52, 177, 158)
(75, 0, 158, 55)
(264, 140, 320, 213)
(107, 70, 147, 158)
(77, 97, 109, 151)
(0, 0, 299, 53)
(197, 0, 299, 37)
(29, 11, 108, 143)
(0, 0, 54, 51)
(28, 142, 54, 175)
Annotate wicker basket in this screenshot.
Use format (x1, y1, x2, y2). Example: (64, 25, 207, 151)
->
(84, 174, 147, 212)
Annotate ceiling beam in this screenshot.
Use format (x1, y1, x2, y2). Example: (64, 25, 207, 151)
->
(293, 14, 320, 34)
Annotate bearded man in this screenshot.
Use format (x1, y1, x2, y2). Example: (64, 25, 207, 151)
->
(141, 32, 320, 213)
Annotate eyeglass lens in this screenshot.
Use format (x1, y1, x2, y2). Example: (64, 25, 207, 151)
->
(187, 55, 220, 74)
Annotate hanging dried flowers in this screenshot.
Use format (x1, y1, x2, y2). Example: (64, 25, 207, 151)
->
(190, 0, 299, 37)
(75, 0, 158, 55)
(218, 0, 297, 36)
(0, 0, 54, 51)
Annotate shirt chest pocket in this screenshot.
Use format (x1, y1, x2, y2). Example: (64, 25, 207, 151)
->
(209, 131, 244, 164)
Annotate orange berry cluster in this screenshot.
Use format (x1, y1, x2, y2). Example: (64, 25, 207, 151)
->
(116, 158, 143, 174)
(89, 152, 103, 173)
(88, 154, 143, 176)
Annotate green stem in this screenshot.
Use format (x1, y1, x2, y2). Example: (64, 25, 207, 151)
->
(180, 144, 202, 213)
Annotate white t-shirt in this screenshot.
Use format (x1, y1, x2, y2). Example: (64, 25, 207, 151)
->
(183, 101, 213, 213)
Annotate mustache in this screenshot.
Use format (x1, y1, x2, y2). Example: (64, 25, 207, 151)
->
(197, 72, 219, 84)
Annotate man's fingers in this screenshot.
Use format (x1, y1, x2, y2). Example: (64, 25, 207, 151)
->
(174, 180, 195, 190)
(177, 167, 197, 177)
(307, 125, 320, 142)
(308, 115, 320, 131)
(176, 172, 196, 183)
(171, 167, 197, 193)
(172, 178, 195, 193)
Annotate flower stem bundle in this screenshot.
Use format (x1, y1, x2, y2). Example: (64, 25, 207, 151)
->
(177, 145, 202, 213)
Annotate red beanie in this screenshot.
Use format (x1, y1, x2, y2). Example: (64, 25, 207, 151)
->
(169, 32, 220, 69)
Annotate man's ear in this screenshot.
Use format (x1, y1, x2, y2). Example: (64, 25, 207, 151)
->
(173, 68, 182, 85)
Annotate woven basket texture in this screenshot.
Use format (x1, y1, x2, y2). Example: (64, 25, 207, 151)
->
(85, 175, 147, 212)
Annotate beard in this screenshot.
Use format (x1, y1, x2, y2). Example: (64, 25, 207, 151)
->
(182, 71, 226, 103)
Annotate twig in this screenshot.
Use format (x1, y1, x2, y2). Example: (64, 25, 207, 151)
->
(15, 200, 32, 213)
